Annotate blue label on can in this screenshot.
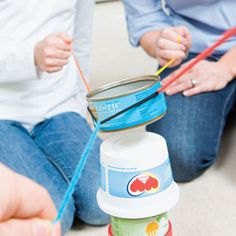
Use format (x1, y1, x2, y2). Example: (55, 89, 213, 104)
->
(101, 164, 106, 192)
(89, 81, 167, 131)
(101, 159, 173, 198)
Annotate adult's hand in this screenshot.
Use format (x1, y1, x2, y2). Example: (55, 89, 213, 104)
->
(34, 33, 72, 73)
(0, 164, 61, 236)
(162, 60, 234, 96)
(155, 26, 192, 67)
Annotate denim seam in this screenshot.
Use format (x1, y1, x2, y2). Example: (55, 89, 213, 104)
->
(45, 154, 71, 185)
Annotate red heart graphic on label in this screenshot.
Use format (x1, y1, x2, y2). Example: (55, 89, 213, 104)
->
(130, 179, 145, 192)
(145, 178, 153, 191)
(145, 176, 159, 191)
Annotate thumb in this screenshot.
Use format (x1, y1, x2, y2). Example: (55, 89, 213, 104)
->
(32, 220, 60, 236)
(0, 218, 60, 236)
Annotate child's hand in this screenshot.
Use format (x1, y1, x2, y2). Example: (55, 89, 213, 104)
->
(34, 33, 72, 73)
(155, 26, 192, 67)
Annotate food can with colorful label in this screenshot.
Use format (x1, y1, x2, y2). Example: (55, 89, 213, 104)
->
(86, 76, 167, 132)
(108, 218, 173, 236)
(111, 213, 169, 236)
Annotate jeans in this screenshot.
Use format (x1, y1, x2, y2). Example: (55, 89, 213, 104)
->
(147, 53, 236, 182)
(0, 112, 109, 235)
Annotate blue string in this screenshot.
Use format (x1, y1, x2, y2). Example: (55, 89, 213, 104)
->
(53, 123, 101, 224)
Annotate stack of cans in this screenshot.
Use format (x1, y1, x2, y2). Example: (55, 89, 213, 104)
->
(97, 132, 179, 236)
(87, 76, 179, 235)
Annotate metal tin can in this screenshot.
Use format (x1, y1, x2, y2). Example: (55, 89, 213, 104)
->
(86, 75, 167, 132)
(110, 213, 170, 236)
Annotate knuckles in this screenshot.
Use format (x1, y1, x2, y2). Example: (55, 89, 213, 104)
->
(43, 48, 51, 57)
(44, 58, 51, 66)
(161, 28, 171, 38)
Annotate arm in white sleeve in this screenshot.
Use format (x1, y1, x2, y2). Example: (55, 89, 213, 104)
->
(0, 40, 38, 83)
(73, 0, 95, 79)
(72, 0, 95, 117)
(122, 0, 172, 47)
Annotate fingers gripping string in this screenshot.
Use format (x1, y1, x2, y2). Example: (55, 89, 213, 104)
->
(154, 35, 182, 76)
(158, 27, 236, 94)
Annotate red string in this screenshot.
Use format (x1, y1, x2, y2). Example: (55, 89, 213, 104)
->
(72, 52, 91, 93)
(157, 27, 236, 94)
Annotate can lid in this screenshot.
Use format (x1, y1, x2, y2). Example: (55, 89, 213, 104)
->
(86, 75, 160, 101)
(101, 131, 169, 169)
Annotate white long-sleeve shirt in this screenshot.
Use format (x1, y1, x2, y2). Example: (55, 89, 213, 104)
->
(0, 0, 94, 130)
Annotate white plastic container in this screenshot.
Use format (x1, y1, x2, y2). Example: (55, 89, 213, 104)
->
(97, 131, 179, 218)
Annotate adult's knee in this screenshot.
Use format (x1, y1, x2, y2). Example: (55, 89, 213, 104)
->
(168, 142, 215, 182)
(171, 158, 204, 182)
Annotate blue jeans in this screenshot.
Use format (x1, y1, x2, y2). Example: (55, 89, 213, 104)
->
(147, 53, 236, 182)
(0, 112, 109, 235)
